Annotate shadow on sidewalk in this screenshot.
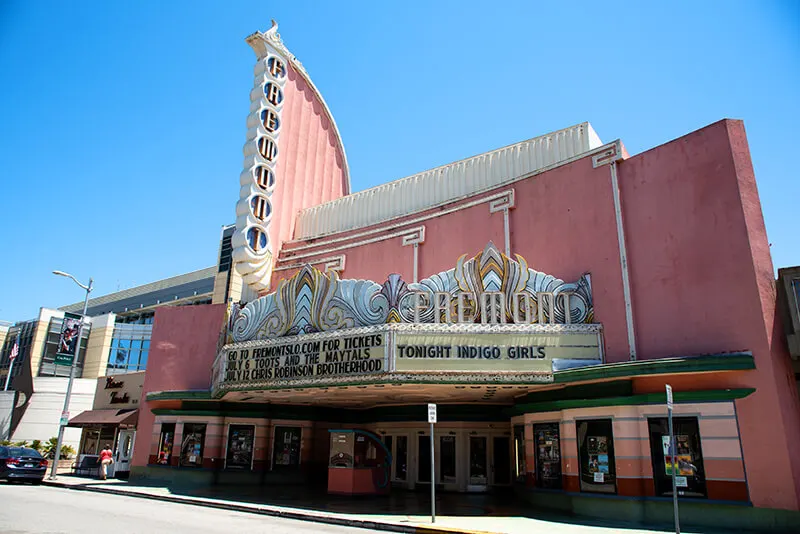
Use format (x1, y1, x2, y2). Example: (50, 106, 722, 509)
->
(52, 474, 775, 534)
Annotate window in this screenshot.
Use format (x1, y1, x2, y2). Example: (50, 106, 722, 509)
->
(81, 429, 101, 455)
(226, 425, 255, 470)
(180, 423, 206, 468)
(157, 423, 175, 465)
(534, 423, 562, 489)
(792, 279, 800, 318)
(107, 322, 152, 373)
(272, 426, 301, 469)
(576, 419, 616, 493)
(648, 417, 707, 498)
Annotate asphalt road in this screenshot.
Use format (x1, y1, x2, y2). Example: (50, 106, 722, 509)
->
(0, 483, 373, 534)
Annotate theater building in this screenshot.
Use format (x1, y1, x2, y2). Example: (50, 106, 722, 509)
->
(130, 22, 800, 531)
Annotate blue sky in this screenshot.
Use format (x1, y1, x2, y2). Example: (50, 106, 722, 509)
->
(0, 1, 798, 322)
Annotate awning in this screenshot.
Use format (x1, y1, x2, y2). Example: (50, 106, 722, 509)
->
(67, 408, 138, 427)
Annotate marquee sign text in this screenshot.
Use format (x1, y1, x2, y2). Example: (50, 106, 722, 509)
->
(221, 333, 386, 387)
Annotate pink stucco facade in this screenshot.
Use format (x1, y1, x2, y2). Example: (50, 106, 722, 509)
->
(131, 304, 226, 469)
(267, 65, 349, 255)
(267, 119, 800, 509)
(135, 117, 800, 527)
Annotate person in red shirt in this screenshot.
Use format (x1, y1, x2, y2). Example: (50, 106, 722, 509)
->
(99, 444, 114, 480)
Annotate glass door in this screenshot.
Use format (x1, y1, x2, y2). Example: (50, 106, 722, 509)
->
(417, 434, 431, 484)
(468, 436, 488, 489)
(383, 434, 409, 484)
(114, 430, 135, 475)
(492, 436, 511, 485)
(440, 435, 457, 485)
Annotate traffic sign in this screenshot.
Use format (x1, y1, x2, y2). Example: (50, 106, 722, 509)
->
(666, 385, 673, 410)
(428, 403, 437, 424)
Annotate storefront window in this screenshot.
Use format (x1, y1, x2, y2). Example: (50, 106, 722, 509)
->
(157, 423, 175, 465)
(513, 425, 526, 483)
(534, 422, 562, 489)
(82, 429, 101, 455)
(180, 423, 206, 468)
(226, 425, 255, 470)
(272, 426, 301, 469)
(648, 417, 707, 498)
(576, 419, 616, 493)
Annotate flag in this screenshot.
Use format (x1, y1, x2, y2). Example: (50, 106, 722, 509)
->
(9, 342, 18, 362)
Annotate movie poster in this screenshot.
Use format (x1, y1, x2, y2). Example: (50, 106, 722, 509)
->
(587, 436, 610, 481)
(662, 435, 695, 476)
(226, 425, 255, 469)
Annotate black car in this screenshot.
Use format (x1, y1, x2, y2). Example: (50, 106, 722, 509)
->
(0, 446, 48, 483)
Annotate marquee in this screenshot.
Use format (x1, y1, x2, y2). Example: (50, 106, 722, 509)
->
(211, 243, 603, 395)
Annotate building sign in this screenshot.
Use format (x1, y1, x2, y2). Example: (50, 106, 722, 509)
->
(213, 322, 602, 393)
(217, 332, 386, 391)
(213, 242, 603, 395)
(225, 242, 594, 343)
(395, 330, 600, 373)
(93, 371, 144, 410)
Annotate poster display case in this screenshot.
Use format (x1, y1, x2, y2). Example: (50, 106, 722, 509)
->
(225, 425, 255, 470)
(577, 419, 616, 493)
(180, 423, 206, 468)
(648, 417, 707, 498)
(534, 422, 562, 489)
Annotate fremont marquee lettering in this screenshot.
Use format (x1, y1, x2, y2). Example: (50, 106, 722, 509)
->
(413, 291, 574, 324)
(222, 333, 385, 385)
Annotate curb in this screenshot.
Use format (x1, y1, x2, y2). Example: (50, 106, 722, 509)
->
(41, 480, 496, 534)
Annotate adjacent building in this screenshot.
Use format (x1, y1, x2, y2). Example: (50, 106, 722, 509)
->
(0, 229, 250, 450)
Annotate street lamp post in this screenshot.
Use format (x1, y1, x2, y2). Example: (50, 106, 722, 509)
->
(49, 270, 93, 480)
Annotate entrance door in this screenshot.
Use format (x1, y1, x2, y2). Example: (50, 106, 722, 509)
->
(492, 436, 511, 485)
(417, 435, 432, 484)
(439, 435, 457, 487)
(383, 434, 409, 485)
(114, 430, 135, 477)
(468, 436, 488, 491)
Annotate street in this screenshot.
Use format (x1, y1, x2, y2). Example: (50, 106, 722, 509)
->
(0, 483, 372, 534)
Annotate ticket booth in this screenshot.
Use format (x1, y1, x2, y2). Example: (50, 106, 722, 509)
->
(327, 429, 391, 495)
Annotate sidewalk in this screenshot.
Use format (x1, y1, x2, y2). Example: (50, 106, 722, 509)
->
(40, 475, 741, 534)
